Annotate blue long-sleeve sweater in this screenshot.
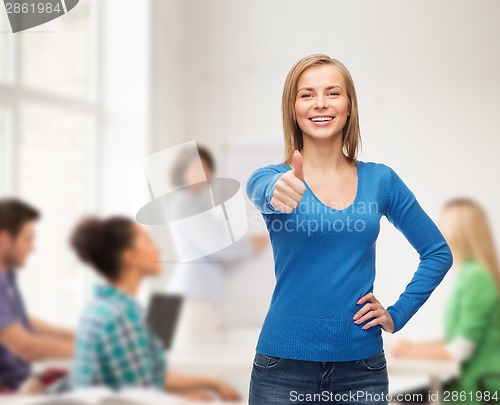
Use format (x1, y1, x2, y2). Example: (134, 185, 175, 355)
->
(245, 159, 453, 362)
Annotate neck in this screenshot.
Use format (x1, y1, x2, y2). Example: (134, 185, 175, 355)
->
(110, 268, 143, 297)
(301, 132, 349, 173)
(0, 256, 9, 273)
(450, 249, 463, 268)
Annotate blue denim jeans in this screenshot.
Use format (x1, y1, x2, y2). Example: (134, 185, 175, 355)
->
(249, 349, 389, 404)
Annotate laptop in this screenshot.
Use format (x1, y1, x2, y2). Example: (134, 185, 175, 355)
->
(146, 293, 184, 350)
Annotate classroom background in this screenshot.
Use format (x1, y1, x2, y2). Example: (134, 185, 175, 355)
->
(1, 0, 499, 402)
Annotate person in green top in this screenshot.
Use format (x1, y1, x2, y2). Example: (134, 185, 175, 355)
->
(391, 197, 500, 404)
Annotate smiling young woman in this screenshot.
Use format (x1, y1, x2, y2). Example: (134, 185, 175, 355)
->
(245, 54, 453, 404)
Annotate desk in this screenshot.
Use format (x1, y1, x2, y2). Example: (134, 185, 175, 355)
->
(386, 356, 460, 404)
(31, 337, 460, 405)
(167, 345, 254, 374)
(0, 392, 246, 405)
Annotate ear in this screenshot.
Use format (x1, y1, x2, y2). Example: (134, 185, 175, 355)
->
(120, 248, 136, 268)
(0, 230, 9, 245)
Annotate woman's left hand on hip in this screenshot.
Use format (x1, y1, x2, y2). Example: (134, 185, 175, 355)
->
(353, 292, 395, 333)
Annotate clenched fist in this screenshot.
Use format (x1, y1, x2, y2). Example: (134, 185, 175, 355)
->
(270, 150, 307, 213)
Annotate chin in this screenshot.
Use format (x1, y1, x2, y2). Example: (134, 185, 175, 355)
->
(305, 129, 339, 140)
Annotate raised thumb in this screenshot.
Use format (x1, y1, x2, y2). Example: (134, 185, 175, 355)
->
(293, 150, 304, 181)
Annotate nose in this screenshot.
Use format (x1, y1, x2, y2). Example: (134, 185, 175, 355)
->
(314, 93, 327, 109)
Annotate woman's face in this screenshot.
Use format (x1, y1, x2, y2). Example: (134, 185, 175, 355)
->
(437, 209, 456, 251)
(294, 64, 351, 141)
(127, 224, 162, 276)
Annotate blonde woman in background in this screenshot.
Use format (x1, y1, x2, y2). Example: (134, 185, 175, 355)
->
(391, 197, 500, 404)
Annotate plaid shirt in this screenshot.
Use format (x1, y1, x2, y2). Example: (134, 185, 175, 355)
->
(70, 285, 166, 390)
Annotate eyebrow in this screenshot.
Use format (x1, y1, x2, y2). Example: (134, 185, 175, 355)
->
(297, 85, 343, 92)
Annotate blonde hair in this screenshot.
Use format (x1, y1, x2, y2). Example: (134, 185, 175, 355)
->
(281, 54, 362, 165)
(443, 197, 500, 293)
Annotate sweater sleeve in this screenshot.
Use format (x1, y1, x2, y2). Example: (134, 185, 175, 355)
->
(383, 165, 454, 334)
(246, 165, 286, 215)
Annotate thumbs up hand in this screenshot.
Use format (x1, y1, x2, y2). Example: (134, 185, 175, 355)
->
(292, 149, 304, 181)
(271, 150, 307, 213)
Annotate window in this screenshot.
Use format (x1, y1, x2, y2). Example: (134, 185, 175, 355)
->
(0, 1, 100, 326)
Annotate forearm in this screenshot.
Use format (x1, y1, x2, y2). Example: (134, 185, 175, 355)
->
(384, 165, 454, 333)
(386, 244, 453, 333)
(165, 371, 219, 393)
(24, 335, 74, 361)
(30, 318, 75, 340)
(246, 167, 284, 214)
(405, 341, 453, 361)
(420, 339, 446, 348)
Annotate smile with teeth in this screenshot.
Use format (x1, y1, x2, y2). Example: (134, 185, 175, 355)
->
(309, 116, 334, 122)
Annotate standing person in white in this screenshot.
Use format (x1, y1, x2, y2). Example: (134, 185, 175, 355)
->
(166, 145, 268, 349)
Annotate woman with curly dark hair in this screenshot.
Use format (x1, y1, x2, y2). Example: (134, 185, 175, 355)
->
(69, 216, 241, 402)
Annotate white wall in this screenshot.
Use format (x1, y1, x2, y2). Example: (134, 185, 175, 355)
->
(149, 0, 500, 339)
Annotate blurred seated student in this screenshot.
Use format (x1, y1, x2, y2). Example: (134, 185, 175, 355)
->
(390, 197, 500, 404)
(69, 216, 242, 402)
(0, 198, 74, 394)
